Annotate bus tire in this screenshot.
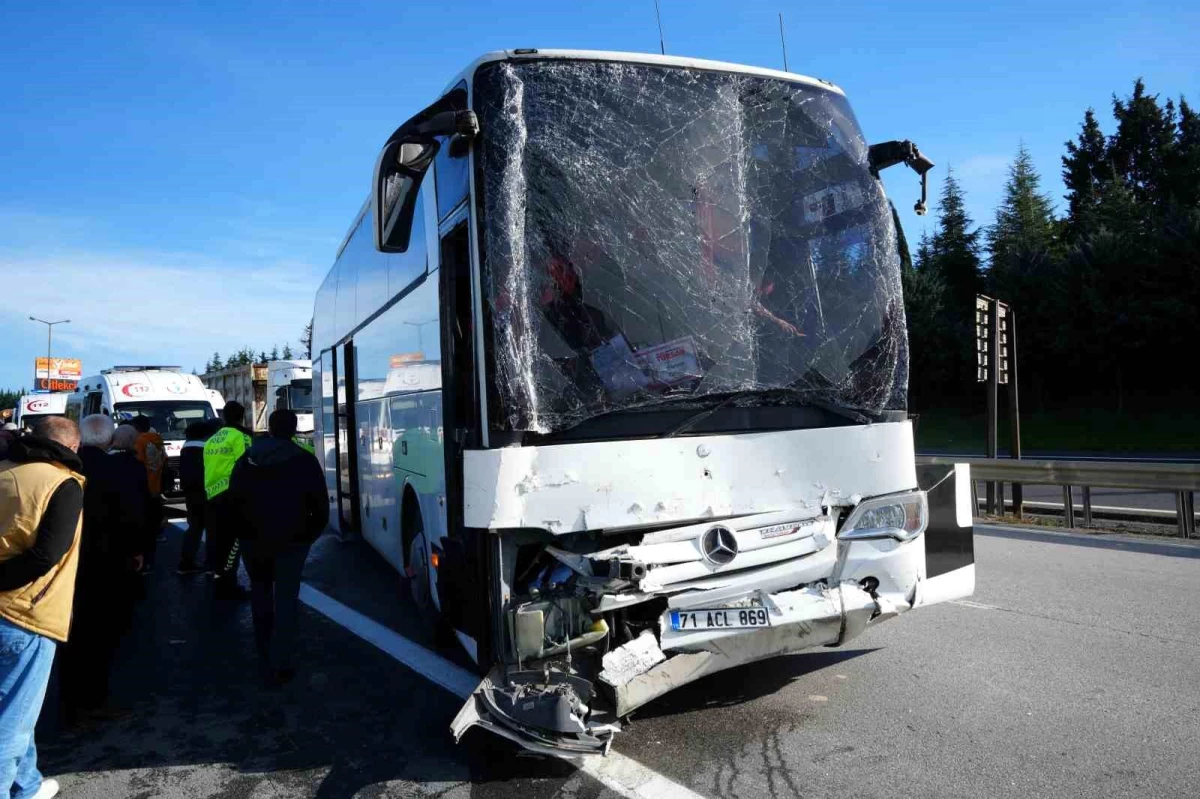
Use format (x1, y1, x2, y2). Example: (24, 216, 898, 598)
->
(407, 528, 432, 615)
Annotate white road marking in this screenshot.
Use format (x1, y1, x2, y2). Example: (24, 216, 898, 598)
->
(299, 583, 706, 799)
(948, 599, 999, 610)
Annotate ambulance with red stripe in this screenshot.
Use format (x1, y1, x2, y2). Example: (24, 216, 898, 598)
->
(66, 366, 220, 493)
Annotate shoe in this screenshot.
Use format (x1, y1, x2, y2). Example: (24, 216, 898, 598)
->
(31, 778, 60, 798)
(176, 560, 203, 575)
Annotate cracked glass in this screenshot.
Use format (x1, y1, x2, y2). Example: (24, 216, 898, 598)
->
(474, 59, 908, 434)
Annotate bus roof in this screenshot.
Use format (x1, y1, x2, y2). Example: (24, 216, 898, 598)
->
(445, 49, 844, 96)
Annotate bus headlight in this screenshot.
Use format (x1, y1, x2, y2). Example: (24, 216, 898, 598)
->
(837, 491, 928, 542)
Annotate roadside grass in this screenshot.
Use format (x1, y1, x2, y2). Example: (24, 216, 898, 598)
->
(913, 406, 1200, 454)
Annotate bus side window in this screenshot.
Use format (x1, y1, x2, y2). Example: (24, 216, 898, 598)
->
(84, 393, 102, 416)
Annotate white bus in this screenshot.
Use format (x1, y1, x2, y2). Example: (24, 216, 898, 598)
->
(15, 393, 69, 431)
(311, 49, 974, 756)
(67, 366, 220, 493)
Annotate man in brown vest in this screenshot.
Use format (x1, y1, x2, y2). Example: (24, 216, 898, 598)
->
(0, 416, 85, 799)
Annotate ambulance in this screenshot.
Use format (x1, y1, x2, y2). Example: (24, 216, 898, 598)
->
(67, 366, 220, 493)
(15, 393, 69, 432)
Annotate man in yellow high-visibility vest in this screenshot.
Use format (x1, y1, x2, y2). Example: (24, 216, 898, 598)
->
(204, 401, 253, 600)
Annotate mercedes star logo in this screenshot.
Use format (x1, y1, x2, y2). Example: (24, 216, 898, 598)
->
(701, 526, 739, 565)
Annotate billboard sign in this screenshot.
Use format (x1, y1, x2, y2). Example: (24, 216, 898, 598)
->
(34, 357, 82, 392)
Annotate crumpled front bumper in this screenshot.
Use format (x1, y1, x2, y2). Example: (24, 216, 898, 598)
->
(604, 579, 887, 717)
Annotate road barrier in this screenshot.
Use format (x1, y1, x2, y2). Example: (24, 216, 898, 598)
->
(915, 456, 1200, 538)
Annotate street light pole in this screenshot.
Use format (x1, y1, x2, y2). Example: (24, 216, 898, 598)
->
(402, 319, 437, 356)
(28, 317, 70, 390)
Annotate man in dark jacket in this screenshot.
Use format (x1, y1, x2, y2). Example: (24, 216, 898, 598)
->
(110, 425, 152, 600)
(177, 420, 215, 575)
(60, 415, 146, 725)
(228, 410, 328, 686)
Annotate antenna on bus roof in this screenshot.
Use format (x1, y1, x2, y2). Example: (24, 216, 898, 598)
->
(778, 12, 789, 72)
(653, 0, 666, 55)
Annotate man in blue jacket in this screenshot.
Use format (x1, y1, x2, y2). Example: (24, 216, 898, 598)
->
(228, 410, 328, 687)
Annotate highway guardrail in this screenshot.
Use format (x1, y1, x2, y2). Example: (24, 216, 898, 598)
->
(915, 456, 1199, 538)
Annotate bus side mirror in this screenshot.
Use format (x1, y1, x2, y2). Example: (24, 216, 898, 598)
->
(373, 110, 478, 253)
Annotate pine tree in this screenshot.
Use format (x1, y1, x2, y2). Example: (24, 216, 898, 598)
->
(1169, 96, 1200, 208)
(281, 344, 294, 359)
(929, 167, 982, 314)
(301, 320, 313, 359)
(901, 230, 948, 407)
(1062, 109, 1109, 241)
(987, 144, 1057, 290)
(269, 345, 279, 361)
(258, 351, 269, 365)
(1108, 79, 1177, 213)
(208, 352, 222, 372)
(923, 167, 982, 397)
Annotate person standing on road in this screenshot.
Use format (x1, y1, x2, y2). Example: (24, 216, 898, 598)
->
(0, 417, 87, 799)
(177, 420, 215, 575)
(59, 415, 145, 726)
(0, 427, 15, 461)
(228, 410, 328, 686)
(109, 426, 154, 603)
(204, 402, 252, 600)
(130, 416, 167, 569)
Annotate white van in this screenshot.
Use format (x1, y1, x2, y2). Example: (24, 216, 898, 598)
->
(15, 393, 69, 431)
(67, 366, 220, 492)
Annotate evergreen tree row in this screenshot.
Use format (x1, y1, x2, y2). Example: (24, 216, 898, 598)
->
(903, 78, 1200, 412)
(205, 343, 295, 373)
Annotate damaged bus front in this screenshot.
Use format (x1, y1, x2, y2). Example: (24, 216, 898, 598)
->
(359, 50, 973, 758)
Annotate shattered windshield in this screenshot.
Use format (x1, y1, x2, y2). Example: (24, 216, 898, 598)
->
(474, 59, 907, 434)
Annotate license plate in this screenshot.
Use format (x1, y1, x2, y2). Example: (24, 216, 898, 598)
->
(670, 607, 771, 631)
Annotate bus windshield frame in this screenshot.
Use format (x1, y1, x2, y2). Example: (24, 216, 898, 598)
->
(472, 59, 908, 437)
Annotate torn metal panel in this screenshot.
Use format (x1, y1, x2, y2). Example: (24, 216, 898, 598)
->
(473, 59, 907, 436)
(463, 421, 916, 533)
(451, 668, 618, 758)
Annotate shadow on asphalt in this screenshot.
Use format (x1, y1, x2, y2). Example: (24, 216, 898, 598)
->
(628, 648, 878, 722)
(35, 528, 581, 799)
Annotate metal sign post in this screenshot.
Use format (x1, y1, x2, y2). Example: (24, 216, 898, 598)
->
(976, 295, 1020, 516)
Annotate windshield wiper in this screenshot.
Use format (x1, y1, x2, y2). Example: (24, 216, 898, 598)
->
(662, 391, 758, 438)
(663, 387, 878, 438)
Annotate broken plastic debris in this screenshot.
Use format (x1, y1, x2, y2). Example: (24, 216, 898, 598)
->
(599, 630, 667, 688)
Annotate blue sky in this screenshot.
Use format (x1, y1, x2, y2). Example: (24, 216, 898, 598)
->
(1, 0, 1197, 393)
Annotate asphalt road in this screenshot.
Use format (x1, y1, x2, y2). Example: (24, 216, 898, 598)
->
(38, 523, 1200, 798)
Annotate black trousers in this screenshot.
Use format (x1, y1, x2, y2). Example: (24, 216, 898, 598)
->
(244, 541, 312, 671)
(179, 490, 207, 566)
(60, 576, 128, 717)
(207, 494, 242, 587)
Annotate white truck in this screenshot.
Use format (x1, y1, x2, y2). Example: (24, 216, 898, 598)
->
(200, 364, 269, 433)
(267, 360, 313, 434)
(15, 393, 69, 431)
(200, 360, 313, 436)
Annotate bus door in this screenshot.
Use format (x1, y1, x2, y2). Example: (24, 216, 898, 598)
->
(434, 217, 490, 658)
(336, 341, 361, 536)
